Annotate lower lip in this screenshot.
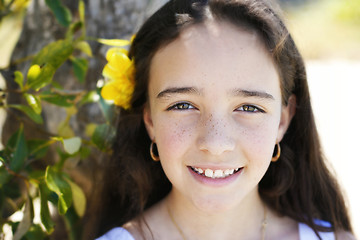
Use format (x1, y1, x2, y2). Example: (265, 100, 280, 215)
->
(188, 167, 243, 187)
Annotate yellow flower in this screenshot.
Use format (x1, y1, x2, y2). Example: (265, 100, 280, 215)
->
(101, 47, 135, 109)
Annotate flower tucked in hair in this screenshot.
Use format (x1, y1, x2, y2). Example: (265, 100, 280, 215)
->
(101, 47, 135, 109)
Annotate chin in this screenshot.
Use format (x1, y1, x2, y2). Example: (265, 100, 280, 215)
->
(191, 195, 240, 213)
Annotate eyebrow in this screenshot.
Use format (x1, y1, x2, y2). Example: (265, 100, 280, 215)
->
(157, 87, 201, 98)
(156, 87, 275, 101)
(231, 89, 275, 100)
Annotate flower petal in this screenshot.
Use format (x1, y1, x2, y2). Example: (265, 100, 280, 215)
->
(106, 48, 129, 61)
(102, 63, 125, 80)
(101, 45, 135, 109)
(103, 53, 132, 80)
(101, 81, 121, 101)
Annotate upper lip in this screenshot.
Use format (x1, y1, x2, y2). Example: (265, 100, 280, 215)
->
(188, 165, 242, 171)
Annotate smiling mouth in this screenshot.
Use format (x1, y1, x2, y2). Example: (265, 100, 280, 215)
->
(190, 166, 242, 179)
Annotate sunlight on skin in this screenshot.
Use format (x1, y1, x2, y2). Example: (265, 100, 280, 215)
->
(142, 20, 297, 239)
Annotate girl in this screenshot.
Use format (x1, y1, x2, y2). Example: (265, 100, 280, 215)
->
(93, 0, 355, 239)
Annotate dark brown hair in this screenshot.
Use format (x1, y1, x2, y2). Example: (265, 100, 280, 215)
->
(90, 0, 353, 238)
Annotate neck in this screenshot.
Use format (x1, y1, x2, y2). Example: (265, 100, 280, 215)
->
(166, 188, 267, 240)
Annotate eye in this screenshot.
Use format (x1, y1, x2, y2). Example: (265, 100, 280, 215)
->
(167, 102, 196, 111)
(236, 104, 264, 113)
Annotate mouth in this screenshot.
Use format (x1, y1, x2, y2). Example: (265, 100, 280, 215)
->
(189, 166, 243, 179)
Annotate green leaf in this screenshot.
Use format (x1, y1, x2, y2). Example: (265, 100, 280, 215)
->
(71, 57, 88, 83)
(28, 139, 50, 159)
(25, 224, 47, 240)
(98, 88, 115, 123)
(45, 166, 72, 215)
(5, 130, 19, 149)
(79, 90, 99, 106)
(79, 146, 91, 160)
(85, 123, 97, 137)
(62, 137, 82, 155)
(66, 179, 86, 217)
(74, 41, 92, 57)
(54, 147, 71, 169)
(79, 0, 85, 23)
(0, 188, 3, 213)
(0, 167, 11, 187)
(91, 124, 115, 151)
(14, 71, 24, 90)
(27, 64, 56, 91)
(63, 207, 82, 240)
(39, 183, 55, 233)
(57, 122, 75, 138)
(9, 125, 28, 172)
(29, 170, 45, 182)
(3, 179, 21, 199)
(1, 153, 12, 186)
(97, 38, 130, 47)
(13, 196, 34, 240)
(51, 80, 63, 89)
(45, 0, 72, 27)
(40, 90, 76, 107)
(8, 104, 43, 124)
(65, 21, 83, 40)
(29, 40, 73, 90)
(24, 93, 42, 114)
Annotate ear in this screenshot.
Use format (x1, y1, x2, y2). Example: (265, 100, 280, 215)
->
(143, 105, 155, 141)
(276, 94, 296, 142)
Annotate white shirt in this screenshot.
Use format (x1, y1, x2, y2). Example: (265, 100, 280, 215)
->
(96, 221, 335, 240)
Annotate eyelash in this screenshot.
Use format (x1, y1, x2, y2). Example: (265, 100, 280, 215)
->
(167, 102, 264, 113)
(167, 102, 196, 111)
(236, 105, 265, 113)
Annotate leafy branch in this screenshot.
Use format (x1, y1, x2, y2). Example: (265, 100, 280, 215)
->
(0, 0, 119, 239)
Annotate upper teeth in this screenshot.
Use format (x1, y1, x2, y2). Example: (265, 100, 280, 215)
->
(193, 167, 239, 178)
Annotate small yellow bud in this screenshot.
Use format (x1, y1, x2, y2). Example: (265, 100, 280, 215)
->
(27, 64, 41, 82)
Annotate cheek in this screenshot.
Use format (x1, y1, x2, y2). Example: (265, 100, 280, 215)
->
(154, 116, 195, 161)
(240, 117, 280, 165)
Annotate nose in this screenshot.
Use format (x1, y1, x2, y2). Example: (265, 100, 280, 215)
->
(197, 113, 236, 156)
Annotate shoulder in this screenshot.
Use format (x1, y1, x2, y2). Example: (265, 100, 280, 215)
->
(95, 203, 165, 240)
(299, 220, 357, 240)
(298, 221, 334, 240)
(95, 227, 135, 240)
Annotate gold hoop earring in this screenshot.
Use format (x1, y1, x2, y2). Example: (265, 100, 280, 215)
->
(150, 141, 160, 161)
(271, 143, 281, 162)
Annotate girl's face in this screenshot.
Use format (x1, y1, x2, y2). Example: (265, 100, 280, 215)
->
(144, 21, 294, 212)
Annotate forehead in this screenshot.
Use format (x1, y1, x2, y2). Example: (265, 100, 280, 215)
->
(149, 20, 280, 97)
(179, 20, 260, 50)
